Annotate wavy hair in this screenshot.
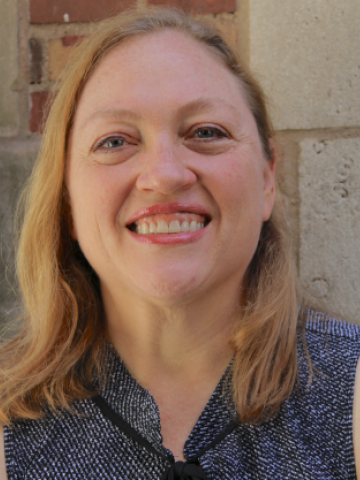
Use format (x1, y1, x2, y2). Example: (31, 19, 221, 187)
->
(0, 6, 300, 424)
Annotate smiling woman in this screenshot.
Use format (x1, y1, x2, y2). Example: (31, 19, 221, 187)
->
(0, 7, 359, 480)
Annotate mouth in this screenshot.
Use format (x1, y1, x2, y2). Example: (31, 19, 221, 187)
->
(126, 204, 211, 235)
(127, 213, 211, 235)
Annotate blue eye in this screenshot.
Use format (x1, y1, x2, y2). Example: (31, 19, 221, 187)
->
(102, 138, 125, 148)
(196, 129, 214, 138)
(193, 127, 227, 139)
(94, 136, 129, 152)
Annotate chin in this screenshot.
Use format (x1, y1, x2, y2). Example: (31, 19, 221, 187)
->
(137, 272, 204, 305)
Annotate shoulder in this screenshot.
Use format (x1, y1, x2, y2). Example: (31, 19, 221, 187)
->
(299, 309, 360, 379)
(3, 398, 102, 479)
(297, 309, 360, 411)
(288, 309, 360, 478)
(353, 357, 360, 480)
(0, 422, 7, 480)
(303, 309, 360, 343)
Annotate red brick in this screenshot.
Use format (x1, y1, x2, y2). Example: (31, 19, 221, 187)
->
(147, 0, 236, 15)
(49, 36, 87, 81)
(30, 0, 137, 24)
(29, 92, 51, 133)
(61, 35, 85, 47)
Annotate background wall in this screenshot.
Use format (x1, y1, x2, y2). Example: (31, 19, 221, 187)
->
(0, 0, 359, 324)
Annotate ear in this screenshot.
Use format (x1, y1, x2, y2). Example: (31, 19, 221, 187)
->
(262, 138, 277, 222)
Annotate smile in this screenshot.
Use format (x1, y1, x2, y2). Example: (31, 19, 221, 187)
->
(128, 213, 208, 235)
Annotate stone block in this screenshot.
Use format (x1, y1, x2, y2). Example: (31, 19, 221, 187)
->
(29, 91, 51, 133)
(236, 0, 249, 64)
(299, 137, 360, 323)
(274, 133, 301, 253)
(147, 0, 236, 15)
(0, 139, 39, 322)
(30, 0, 137, 24)
(249, 0, 360, 130)
(0, 0, 19, 135)
(49, 36, 85, 81)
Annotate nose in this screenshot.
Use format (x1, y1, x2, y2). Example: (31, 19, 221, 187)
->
(136, 139, 197, 195)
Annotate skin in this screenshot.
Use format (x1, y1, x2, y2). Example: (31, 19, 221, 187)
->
(65, 30, 276, 459)
(1, 30, 359, 475)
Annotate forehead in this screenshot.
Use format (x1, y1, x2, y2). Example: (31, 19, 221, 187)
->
(73, 29, 252, 127)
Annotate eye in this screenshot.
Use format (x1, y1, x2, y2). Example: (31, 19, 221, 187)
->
(103, 138, 125, 148)
(192, 126, 228, 140)
(93, 135, 129, 152)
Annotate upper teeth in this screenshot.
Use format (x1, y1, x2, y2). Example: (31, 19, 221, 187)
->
(136, 220, 205, 235)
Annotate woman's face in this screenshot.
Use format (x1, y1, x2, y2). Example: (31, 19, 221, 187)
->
(66, 30, 276, 306)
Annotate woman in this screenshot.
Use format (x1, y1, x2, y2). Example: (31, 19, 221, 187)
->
(0, 7, 359, 479)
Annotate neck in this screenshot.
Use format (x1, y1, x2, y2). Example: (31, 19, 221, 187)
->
(103, 280, 240, 459)
(102, 280, 239, 390)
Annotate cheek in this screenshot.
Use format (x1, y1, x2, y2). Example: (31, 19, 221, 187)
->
(68, 163, 136, 236)
(213, 157, 262, 208)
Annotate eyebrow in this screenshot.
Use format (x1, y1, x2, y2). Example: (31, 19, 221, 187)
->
(176, 97, 244, 120)
(78, 108, 143, 132)
(78, 96, 243, 132)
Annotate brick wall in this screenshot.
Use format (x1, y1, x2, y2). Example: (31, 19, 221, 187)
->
(0, 0, 239, 318)
(1, 0, 360, 323)
(26, 0, 238, 133)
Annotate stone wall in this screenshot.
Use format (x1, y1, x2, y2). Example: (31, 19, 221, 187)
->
(0, 0, 359, 323)
(247, 0, 360, 323)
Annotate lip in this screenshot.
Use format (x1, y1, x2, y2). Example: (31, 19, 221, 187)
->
(126, 202, 211, 225)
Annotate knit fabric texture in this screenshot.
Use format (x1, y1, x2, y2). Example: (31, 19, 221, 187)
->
(4, 310, 360, 479)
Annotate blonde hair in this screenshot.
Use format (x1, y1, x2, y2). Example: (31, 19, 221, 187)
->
(0, 7, 300, 424)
